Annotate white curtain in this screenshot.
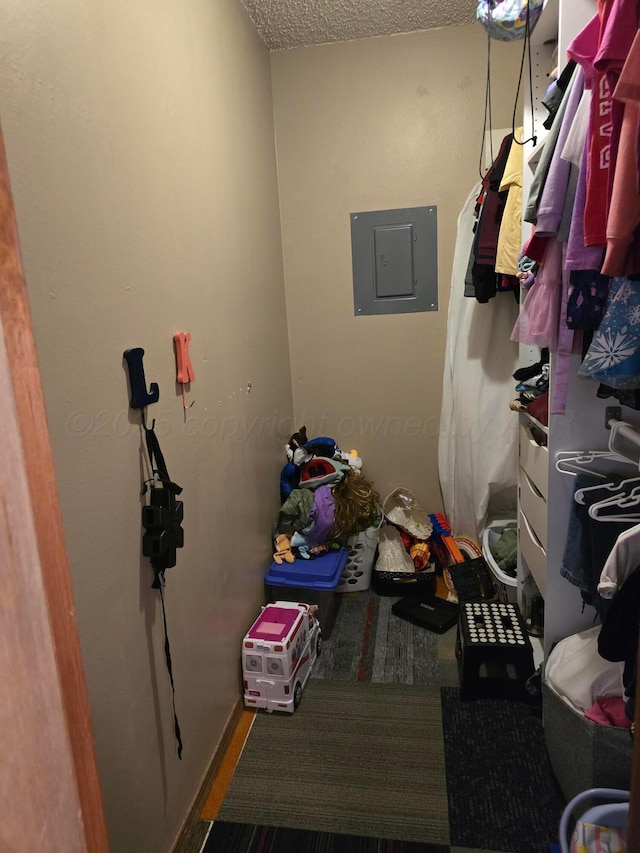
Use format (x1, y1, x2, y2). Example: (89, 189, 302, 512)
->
(438, 184, 520, 542)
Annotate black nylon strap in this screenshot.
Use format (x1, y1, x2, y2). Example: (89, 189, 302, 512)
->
(140, 413, 184, 759)
(159, 580, 183, 760)
(144, 422, 182, 494)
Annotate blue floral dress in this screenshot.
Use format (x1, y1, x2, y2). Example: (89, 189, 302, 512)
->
(578, 278, 640, 388)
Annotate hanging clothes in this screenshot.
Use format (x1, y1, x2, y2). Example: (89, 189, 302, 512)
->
(561, 472, 636, 614)
(599, 523, 640, 598)
(578, 277, 640, 388)
(598, 568, 640, 722)
(541, 59, 577, 130)
(569, 13, 610, 247)
(570, 2, 639, 249)
(524, 63, 578, 224)
(439, 185, 518, 541)
(601, 29, 640, 278)
(511, 237, 563, 350)
(495, 128, 524, 277)
(536, 66, 585, 237)
(593, 0, 640, 229)
(468, 133, 516, 302)
(524, 67, 585, 414)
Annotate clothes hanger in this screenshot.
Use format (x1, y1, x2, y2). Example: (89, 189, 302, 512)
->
(588, 487, 640, 522)
(554, 450, 635, 481)
(574, 473, 640, 506)
(556, 420, 640, 483)
(589, 472, 640, 522)
(588, 482, 640, 511)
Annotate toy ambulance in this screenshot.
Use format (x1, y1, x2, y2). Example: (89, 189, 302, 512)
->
(242, 601, 322, 713)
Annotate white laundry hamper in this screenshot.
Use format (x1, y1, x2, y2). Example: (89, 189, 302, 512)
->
(482, 518, 518, 603)
(336, 526, 380, 592)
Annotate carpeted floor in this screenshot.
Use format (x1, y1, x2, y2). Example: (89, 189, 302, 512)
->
(196, 588, 566, 853)
(203, 822, 450, 852)
(312, 590, 460, 687)
(217, 680, 450, 844)
(442, 686, 566, 853)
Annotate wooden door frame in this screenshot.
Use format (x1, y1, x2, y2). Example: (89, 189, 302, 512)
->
(0, 123, 108, 850)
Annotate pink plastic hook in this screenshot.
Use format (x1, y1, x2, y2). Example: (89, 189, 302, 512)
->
(173, 332, 195, 409)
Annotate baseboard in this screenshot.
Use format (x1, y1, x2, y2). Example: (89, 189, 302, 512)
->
(171, 697, 245, 853)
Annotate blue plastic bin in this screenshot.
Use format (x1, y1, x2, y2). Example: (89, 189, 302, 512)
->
(264, 547, 348, 639)
(559, 788, 629, 853)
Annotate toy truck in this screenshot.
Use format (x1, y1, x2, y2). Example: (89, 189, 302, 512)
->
(242, 601, 322, 713)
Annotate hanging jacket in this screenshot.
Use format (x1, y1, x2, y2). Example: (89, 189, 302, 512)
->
(471, 133, 514, 302)
(598, 568, 640, 722)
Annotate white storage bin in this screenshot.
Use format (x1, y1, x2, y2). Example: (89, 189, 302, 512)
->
(337, 526, 379, 592)
(482, 518, 518, 603)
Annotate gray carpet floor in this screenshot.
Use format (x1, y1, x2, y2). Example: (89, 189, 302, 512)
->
(189, 589, 565, 853)
(312, 589, 460, 687)
(218, 679, 450, 844)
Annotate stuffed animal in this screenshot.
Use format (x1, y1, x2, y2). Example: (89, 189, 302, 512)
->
(299, 456, 349, 490)
(273, 533, 295, 564)
(304, 436, 340, 459)
(290, 531, 335, 560)
(286, 426, 310, 465)
(347, 449, 363, 473)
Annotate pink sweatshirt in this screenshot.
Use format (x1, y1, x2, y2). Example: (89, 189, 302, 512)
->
(602, 29, 640, 277)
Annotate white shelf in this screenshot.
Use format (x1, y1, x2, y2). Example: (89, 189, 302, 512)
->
(533, 0, 559, 46)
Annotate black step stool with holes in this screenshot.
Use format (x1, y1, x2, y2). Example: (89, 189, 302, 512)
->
(456, 600, 535, 701)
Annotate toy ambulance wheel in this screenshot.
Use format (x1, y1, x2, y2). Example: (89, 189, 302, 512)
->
(316, 632, 323, 657)
(293, 681, 303, 710)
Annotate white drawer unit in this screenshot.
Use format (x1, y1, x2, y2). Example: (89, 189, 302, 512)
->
(519, 421, 549, 498)
(518, 508, 547, 599)
(518, 417, 549, 604)
(520, 468, 548, 550)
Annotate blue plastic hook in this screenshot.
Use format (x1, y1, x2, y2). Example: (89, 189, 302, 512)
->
(123, 347, 160, 409)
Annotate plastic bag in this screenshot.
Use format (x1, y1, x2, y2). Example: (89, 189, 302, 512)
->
(382, 489, 433, 541)
(375, 525, 414, 574)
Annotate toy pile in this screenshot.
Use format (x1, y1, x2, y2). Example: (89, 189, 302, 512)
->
(377, 488, 434, 574)
(272, 426, 381, 563)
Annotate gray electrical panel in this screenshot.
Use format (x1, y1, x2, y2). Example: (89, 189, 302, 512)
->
(350, 206, 438, 316)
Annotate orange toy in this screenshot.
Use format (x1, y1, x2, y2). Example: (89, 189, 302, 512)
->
(409, 540, 431, 571)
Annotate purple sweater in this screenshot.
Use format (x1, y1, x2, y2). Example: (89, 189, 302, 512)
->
(536, 65, 585, 237)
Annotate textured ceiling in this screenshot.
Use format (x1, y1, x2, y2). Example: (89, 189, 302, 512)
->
(240, 0, 479, 51)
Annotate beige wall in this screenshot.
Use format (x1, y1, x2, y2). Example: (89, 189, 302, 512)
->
(1, 5, 526, 849)
(271, 26, 522, 511)
(0, 1, 292, 850)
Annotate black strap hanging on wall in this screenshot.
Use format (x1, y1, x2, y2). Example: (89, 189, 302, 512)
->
(141, 413, 184, 761)
(141, 418, 184, 585)
(124, 347, 184, 760)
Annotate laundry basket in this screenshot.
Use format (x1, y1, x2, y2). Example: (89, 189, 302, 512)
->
(337, 526, 380, 592)
(482, 518, 518, 603)
(559, 788, 629, 853)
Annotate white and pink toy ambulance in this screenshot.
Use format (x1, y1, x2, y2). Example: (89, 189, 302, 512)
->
(242, 601, 322, 713)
